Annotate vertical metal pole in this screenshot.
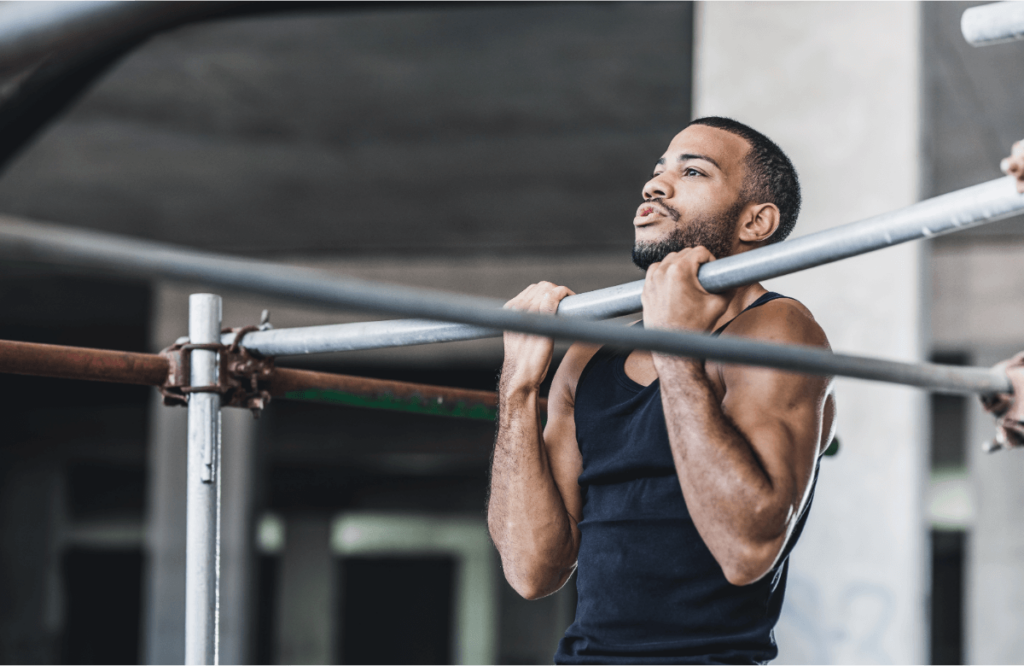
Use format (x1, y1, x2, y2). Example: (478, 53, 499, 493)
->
(185, 294, 222, 665)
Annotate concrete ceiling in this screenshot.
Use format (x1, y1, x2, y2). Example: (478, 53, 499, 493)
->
(0, 3, 693, 256)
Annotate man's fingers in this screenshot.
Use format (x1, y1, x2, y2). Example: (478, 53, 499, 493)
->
(503, 282, 574, 314)
(688, 245, 718, 264)
(538, 286, 575, 315)
(1013, 139, 1024, 157)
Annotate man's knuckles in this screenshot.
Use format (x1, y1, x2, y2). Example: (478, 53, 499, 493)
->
(505, 282, 572, 312)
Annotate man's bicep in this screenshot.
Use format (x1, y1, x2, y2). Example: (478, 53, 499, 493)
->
(719, 303, 832, 495)
(721, 365, 827, 501)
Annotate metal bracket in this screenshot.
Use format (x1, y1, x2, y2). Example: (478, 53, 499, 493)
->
(159, 324, 274, 417)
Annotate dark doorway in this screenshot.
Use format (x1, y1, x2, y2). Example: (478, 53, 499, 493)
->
(254, 553, 281, 665)
(930, 530, 965, 665)
(339, 556, 456, 665)
(60, 547, 143, 665)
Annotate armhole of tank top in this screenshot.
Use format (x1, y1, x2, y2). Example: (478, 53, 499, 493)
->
(575, 345, 607, 395)
(713, 293, 796, 337)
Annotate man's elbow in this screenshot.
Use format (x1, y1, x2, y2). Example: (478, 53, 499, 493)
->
(720, 541, 782, 587)
(509, 575, 554, 601)
(503, 563, 573, 600)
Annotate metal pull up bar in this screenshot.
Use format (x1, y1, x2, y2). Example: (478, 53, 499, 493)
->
(229, 176, 1024, 356)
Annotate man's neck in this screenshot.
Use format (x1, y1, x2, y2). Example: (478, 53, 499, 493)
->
(711, 283, 768, 332)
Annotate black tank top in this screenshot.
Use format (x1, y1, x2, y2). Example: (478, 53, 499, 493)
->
(555, 292, 819, 665)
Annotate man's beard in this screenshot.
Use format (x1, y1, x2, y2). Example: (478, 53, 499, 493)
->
(631, 199, 744, 271)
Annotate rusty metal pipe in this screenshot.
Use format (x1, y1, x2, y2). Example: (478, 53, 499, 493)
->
(267, 367, 547, 420)
(0, 338, 169, 385)
(0, 337, 526, 419)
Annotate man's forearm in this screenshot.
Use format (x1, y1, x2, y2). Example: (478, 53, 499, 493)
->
(488, 387, 577, 599)
(654, 356, 792, 578)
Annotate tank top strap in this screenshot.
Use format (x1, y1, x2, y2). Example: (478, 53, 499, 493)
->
(712, 291, 792, 337)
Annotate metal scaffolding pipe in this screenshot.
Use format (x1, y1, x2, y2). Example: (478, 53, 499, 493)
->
(231, 175, 1024, 356)
(0, 337, 528, 418)
(185, 294, 222, 666)
(0, 338, 168, 385)
(962, 2, 1024, 46)
(266, 367, 511, 420)
(226, 280, 647, 356)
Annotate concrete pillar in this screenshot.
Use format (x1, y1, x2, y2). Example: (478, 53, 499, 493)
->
(965, 346, 1024, 665)
(275, 516, 334, 665)
(694, 2, 927, 663)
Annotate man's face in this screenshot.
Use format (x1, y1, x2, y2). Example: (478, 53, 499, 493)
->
(632, 125, 751, 270)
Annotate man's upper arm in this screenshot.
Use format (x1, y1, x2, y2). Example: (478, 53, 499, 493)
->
(542, 343, 598, 528)
(718, 302, 833, 535)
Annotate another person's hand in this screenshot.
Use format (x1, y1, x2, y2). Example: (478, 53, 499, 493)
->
(641, 246, 731, 333)
(980, 352, 1024, 451)
(500, 282, 575, 393)
(1000, 139, 1024, 193)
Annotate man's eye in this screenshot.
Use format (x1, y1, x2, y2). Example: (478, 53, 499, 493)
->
(684, 167, 702, 177)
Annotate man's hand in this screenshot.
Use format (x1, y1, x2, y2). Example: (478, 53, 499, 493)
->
(641, 247, 732, 333)
(1000, 139, 1024, 193)
(501, 282, 575, 394)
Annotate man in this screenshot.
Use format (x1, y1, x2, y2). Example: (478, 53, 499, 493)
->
(487, 117, 837, 664)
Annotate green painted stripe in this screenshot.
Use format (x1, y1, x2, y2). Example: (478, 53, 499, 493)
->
(283, 388, 498, 421)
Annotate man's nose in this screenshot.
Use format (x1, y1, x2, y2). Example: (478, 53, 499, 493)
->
(642, 175, 673, 201)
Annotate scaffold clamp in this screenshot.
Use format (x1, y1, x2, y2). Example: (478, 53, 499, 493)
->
(159, 324, 275, 417)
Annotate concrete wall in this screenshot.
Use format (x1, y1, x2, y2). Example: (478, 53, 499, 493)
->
(694, 3, 927, 662)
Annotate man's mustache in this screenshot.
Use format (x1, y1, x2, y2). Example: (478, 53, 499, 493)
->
(646, 198, 681, 222)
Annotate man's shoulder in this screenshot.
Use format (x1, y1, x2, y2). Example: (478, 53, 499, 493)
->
(558, 342, 604, 388)
(726, 295, 830, 349)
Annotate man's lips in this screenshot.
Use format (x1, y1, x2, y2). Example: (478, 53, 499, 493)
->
(635, 202, 669, 224)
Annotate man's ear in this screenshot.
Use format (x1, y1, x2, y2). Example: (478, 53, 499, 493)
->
(738, 203, 781, 244)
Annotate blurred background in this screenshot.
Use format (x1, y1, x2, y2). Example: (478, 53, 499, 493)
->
(0, 1, 1021, 664)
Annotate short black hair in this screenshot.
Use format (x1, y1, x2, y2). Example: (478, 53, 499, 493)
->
(687, 116, 801, 244)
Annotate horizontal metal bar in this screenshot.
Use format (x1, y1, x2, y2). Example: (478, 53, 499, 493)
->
(962, 2, 1024, 46)
(266, 367, 539, 420)
(233, 175, 1024, 356)
(225, 281, 649, 356)
(0, 337, 530, 417)
(0, 338, 169, 386)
